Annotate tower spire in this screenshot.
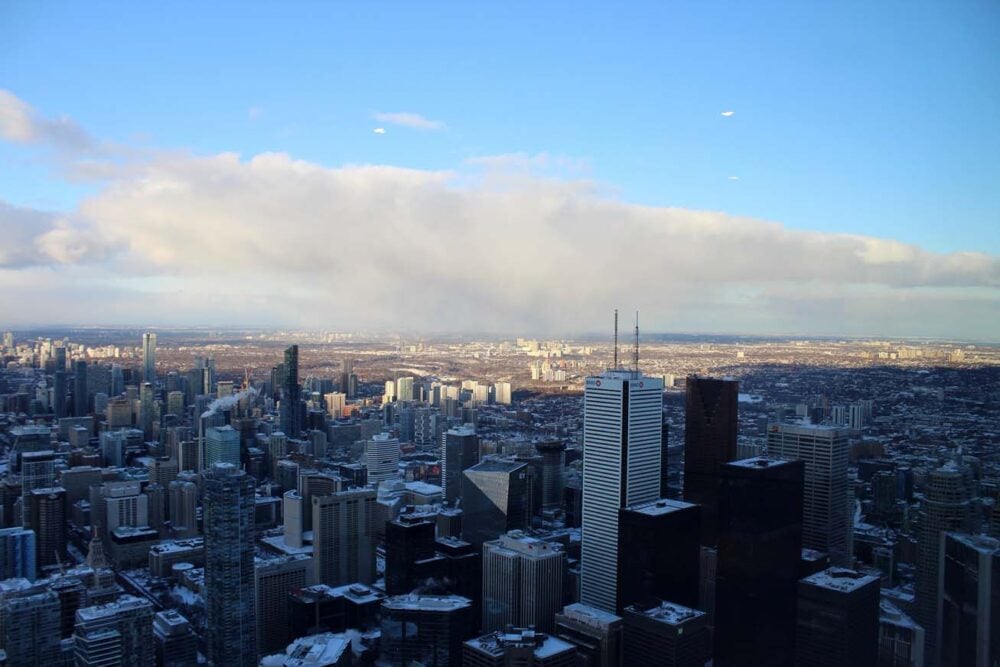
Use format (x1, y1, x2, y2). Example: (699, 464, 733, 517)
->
(613, 309, 619, 370)
(633, 311, 640, 376)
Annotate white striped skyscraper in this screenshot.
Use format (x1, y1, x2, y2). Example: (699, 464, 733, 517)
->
(581, 370, 664, 612)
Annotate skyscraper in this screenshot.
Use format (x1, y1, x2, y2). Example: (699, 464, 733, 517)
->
(385, 513, 437, 595)
(534, 439, 566, 514)
(442, 425, 479, 505)
(795, 568, 880, 667)
(464, 627, 578, 666)
(878, 600, 925, 667)
(915, 463, 971, 667)
(203, 462, 257, 666)
(0, 588, 62, 665)
(255, 554, 311, 657)
(27, 486, 66, 569)
(553, 603, 623, 667)
(204, 424, 241, 468)
(715, 457, 804, 667)
(364, 433, 401, 484)
(622, 601, 711, 667)
(767, 422, 852, 566)
(581, 369, 663, 612)
(939, 532, 998, 667)
(54, 345, 67, 418)
(312, 487, 377, 587)
(74, 359, 89, 416)
(683, 376, 738, 545)
(280, 344, 301, 437)
(482, 531, 564, 633)
(0, 526, 36, 580)
(142, 332, 157, 384)
(153, 610, 198, 667)
(73, 595, 155, 666)
(462, 459, 528, 548)
(381, 594, 474, 667)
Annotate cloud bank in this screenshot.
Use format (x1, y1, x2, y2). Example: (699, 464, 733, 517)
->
(0, 91, 997, 338)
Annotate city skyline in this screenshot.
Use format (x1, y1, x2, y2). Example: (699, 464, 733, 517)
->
(1, 4, 998, 338)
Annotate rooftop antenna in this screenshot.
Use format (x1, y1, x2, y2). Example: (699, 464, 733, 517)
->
(633, 311, 640, 376)
(613, 309, 619, 370)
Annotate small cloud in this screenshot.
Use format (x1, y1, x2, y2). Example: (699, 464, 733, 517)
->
(728, 176, 740, 181)
(721, 110, 735, 117)
(373, 127, 386, 135)
(248, 106, 265, 121)
(0, 88, 94, 152)
(373, 111, 445, 131)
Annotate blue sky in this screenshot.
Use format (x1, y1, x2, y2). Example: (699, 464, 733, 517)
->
(0, 2, 998, 336)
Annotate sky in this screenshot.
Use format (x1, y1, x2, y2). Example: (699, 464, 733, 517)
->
(0, 2, 998, 339)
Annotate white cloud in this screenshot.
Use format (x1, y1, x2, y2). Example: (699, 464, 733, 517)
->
(721, 110, 735, 117)
(727, 176, 740, 181)
(373, 127, 386, 135)
(373, 111, 445, 130)
(0, 89, 94, 152)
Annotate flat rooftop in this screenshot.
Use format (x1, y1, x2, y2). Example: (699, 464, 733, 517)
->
(626, 498, 697, 516)
(803, 568, 881, 593)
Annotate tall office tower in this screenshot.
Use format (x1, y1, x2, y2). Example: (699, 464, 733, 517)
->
(139, 381, 155, 439)
(54, 353, 67, 418)
(168, 480, 198, 538)
(312, 487, 377, 586)
(365, 433, 400, 484)
(0, 526, 36, 580)
(581, 368, 664, 613)
(915, 463, 972, 667)
(442, 425, 479, 505)
(682, 376, 738, 546)
(464, 628, 578, 667)
(622, 601, 710, 667)
(153, 610, 198, 667)
(767, 422, 852, 566)
(493, 381, 512, 406)
(396, 376, 415, 403)
(255, 554, 311, 657)
(27, 487, 66, 569)
(939, 532, 999, 667)
(141, 332, 156, 383)
(879, 599, 925, 667)
(110, 363, 124, 396)
(103, 480, 149, 531)
(324, 391, 347, 419)
(482, 531, 564, 633)
(386, 513, 437, 594)
(20, 449, 56, 512)
(715, 458, 804, 667)
(381, 594, 474, 667)
(147, 483, 166, 533)
(384, 380, 396, 404)
(462, 459, 528, 548)
(73, 595, 155, 666)
(795, 568, 880, 667)
(280, 344, 302, 437)
(204, 462, 258, 666)
(73, 359, 89, 416)
(534, 439, 566, 513)
(204, 424, 241, 468)
(0, 588, 62, 664)
(618, 498, 701, 611)
(553, 603, 623, 667)
(50, 575, 86, 640)
(166, 390, 184, 417)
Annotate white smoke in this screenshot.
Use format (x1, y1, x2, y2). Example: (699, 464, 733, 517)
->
(201, 387, 258, 419)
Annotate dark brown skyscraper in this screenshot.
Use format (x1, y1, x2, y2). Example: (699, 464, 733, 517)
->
(683, 376, 738, 545)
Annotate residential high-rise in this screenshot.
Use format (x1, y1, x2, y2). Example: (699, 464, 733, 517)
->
(381, 594, 474, 667)
(463, 627, 578, 667)
(0, 526, 37, 580)
(312, 487, 377, 586)
(153, 610, 198, 667)
(73, 595, 155, 667)
(462, 459, 528, 548)
(715, 458, 804, 667)
(74, 359, 89, 416)
(915, 463, 971, 667)
(767, 422, 852, 566)
(618, 498, 701, 611)
(204, 424, 241, 468)
(204, 462, 258, 666)
(280, 344, 302, 437)
(396, 376, 415, 402)
(622, 601, 711, 667)
(581, 369, 664, 612)
(682, 376, 738, 545)
(442, 425, 479, 505)
(139, 381, 155, 439)
(553, 603, 623, 667)
(20, 449, 56, 515)
(364, 433, 400, 484)
(141, 332, 157, 384)
(939, 532, 999, 667)
(0, 588, 62, 665)
(482, 531, 564, 633)
(324, 391, 347, 418)
(255, 554, 311, 657)
(795, 568, 880, 667)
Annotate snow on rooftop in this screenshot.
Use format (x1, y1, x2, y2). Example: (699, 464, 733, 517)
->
(803, 568, 880, 593)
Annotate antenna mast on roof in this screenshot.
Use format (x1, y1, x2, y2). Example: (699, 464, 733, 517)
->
(633, 311, 640, 376)
(613, 309, 619, 370)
